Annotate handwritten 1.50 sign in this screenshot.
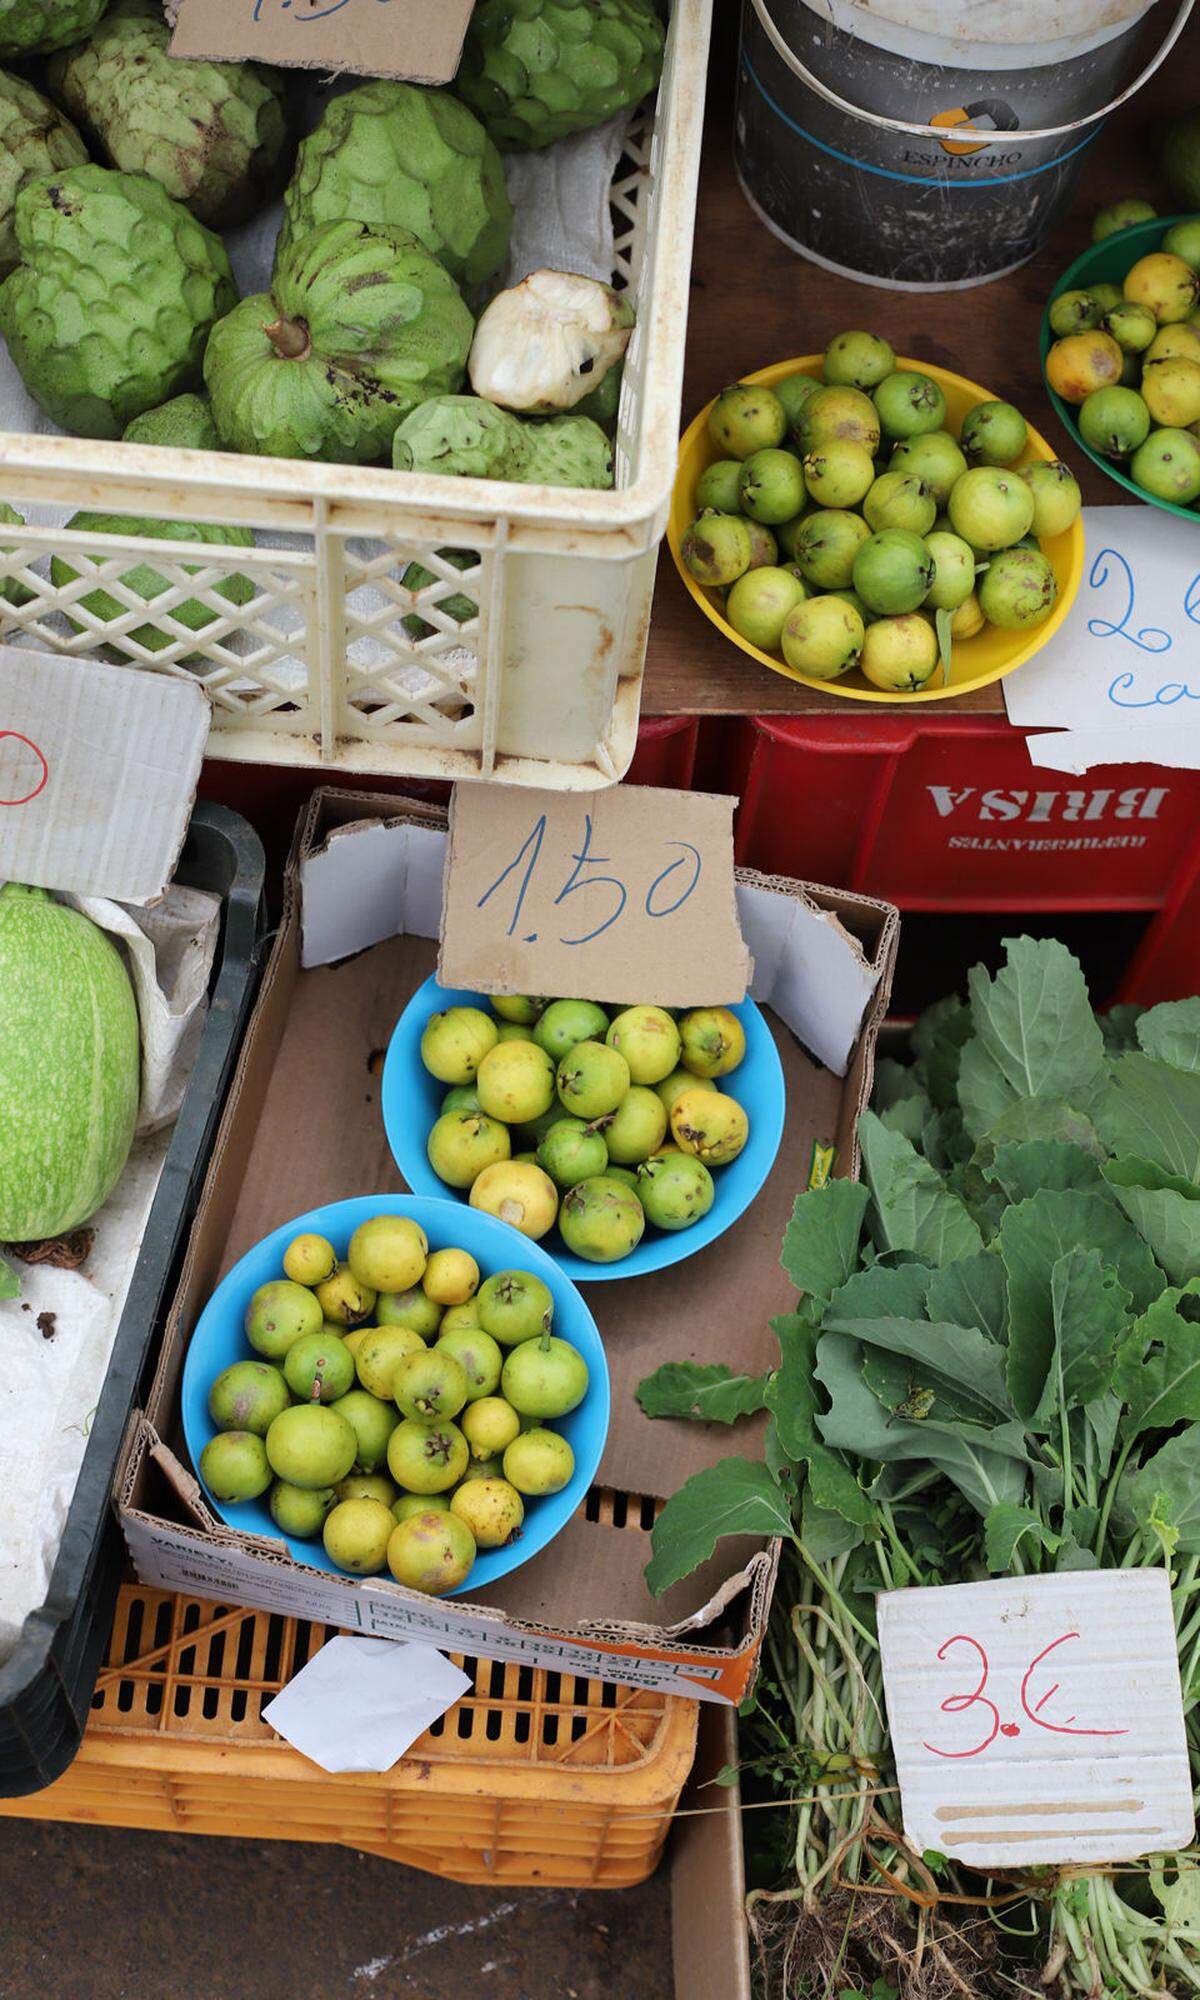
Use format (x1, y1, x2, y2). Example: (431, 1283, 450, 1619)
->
(171, 0, 473, 84)
(878, 1571, 1193, 1868)
(439, 785, 752, 1009)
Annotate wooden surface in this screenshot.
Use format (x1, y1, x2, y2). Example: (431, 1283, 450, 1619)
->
(642, 7, 1200, 719)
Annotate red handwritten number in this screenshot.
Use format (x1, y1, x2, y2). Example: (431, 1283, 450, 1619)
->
(0, 730, 49, 806)
(923, 1635, 1000, 1759)
(1019, 1632, 1128, 1738)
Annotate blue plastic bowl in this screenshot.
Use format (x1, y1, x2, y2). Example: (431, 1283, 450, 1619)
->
(382, 976, 786, 1282)
(181, 1193, 609, 1596)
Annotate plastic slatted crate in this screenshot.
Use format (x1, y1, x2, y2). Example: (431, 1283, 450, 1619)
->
(0, 1579, 699, 1890)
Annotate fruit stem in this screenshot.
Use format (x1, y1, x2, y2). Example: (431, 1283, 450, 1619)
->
(264, 314, 312, 362)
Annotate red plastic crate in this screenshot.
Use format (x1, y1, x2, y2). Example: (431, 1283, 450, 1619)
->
(730, 715, 1200, 1003)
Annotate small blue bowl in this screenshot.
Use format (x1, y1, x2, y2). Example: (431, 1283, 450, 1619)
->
(383, 977, 786, 1282)
(181, 1193, 609, 1596)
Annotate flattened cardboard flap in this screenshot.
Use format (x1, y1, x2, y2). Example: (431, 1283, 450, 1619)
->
(170, 0, 474, 84)
(0, 648, 207, 901)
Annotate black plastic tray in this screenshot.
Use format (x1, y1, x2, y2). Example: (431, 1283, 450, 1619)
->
(0, 802, 265, 1795)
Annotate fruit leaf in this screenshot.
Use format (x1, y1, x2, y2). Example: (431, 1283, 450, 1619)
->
(860, 1111, 983, 1266)
(0, 1256, 17, 1302)
(1102, 1156, 1200, 1287)
(779, 1179, 870, 1305)
(1000, 1189, 1162, 1420)
(934, 606, 953, 688)
(1113, 1283, 1200, 1441)
(1096, 1053, 1200, 1184)
(957, 938, 1107, 1141)
(925, 1253, 1009, 1349)
(644, 1459, 794, 1596)
(1136, 998, 1200, 1074)
(636, 1362, 770, 1425)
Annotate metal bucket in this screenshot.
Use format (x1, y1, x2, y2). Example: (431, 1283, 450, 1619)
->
(734, 0, 1195, 289)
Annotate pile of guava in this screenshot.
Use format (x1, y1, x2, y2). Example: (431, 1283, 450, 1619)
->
(419, 996, 752, 1265)
(681, 328, 1082, 696)
(1045, 218, 1200, 510)
(198, 1211, 589, 1595)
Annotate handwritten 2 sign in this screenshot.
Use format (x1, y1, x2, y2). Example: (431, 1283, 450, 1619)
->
(171, 0, 474, 85)
(1003, 506, 1200, 772)
(878, 1571, 1193, 1868)
(439, 785, 752, 1007)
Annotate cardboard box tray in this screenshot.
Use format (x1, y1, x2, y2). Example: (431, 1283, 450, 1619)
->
(119, 791, 897, 1702)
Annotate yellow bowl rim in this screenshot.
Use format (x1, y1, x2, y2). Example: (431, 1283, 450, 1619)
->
(667, 354, 1086, 705)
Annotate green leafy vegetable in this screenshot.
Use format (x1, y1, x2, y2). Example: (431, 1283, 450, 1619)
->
(780, 1179, 869, 1304)
(956, 937, 1106, 1141)
(1102, 1155, 1200, 1285)
(1136, 997, 1200, 1073)
(859, 1111, 983, 1266)
(643, 1459, 793, 1596)
(635, 1362, 769, 1424)
(1097, 1052, 1200, 1183)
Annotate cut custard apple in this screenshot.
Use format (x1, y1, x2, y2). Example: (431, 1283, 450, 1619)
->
(468, 269, 633, 414)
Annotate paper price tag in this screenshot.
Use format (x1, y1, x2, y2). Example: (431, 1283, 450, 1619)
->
(170, 0, 473, 85)
(439, 784, 752, 1007)
(878, 1571, 1193, 1868)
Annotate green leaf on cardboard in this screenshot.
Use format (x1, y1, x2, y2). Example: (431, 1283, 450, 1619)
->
(987, 1140, 1103, 1205)
(636, 1362, 770, 1425)
(644, 1459, 794, 1596)
(780, 1179, 870, 1305)
(1136, 998, 1200, 1074)
(956, 938, 1107, 1141)
(860, 1111, 983, 1266)
(1102, 1157, 1200, 1287)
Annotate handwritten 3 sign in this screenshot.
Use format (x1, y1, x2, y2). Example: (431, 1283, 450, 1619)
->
(878, 1571, 1193, 1868)
(439, 784, 752, 1008)
(171, 0, 474, 84)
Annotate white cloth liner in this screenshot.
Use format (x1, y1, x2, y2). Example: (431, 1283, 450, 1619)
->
(0, 884, 220, 1664)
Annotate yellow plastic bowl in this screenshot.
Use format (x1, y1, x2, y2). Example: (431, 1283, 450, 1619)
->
(668, 356, 1086, 704)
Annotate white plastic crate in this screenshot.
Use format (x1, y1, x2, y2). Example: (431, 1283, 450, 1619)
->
(0, 1, 709, 789)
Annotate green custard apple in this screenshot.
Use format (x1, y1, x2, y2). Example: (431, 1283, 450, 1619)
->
(0, 500, 31, 607)
(123, 394, 222, 453)
(48, 1, 289, 228)
(0, 71, 87, 278)
(205, 219, 473, 464)
(0, 165, 236, 436)
(0, 0, 106, 60)
(278, 79, 510, 291)
(456, 0, 665, 152)
(51, 513, 254, 655)
(393, 395, 613, 489)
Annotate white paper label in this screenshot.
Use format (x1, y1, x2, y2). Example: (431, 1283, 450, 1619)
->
(1004, 508, 1200, 772)
(878, 1570, 1193, 1867)
(122, 1513, 737, 1702)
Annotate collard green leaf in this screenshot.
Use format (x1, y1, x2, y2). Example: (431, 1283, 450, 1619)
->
(644, 1460, 794, 1596)
(780, 1179, 870, 1305)
(1128, 1426, 1200, 1555)
(874, 1056, 925, 1110)
(636, 1362, 770, 1425)
(766, 1314, 875, 1528)
(921, 1104, 970, 1171)
(957, 939, 1107, 1142)
(1136, 998, 1200, 1075)
(1102, 1157, 1200, 1287)
(826, 1260, 933, 1324)
(911, 994, 972, 1111)
(1045, 1249, 1129, 1422)
(984, 1501, 1060, 1572)
(1100, 1003, 1145, 1056)
(1114, 1284, 1200, 1441)
(974, 1096, 1106, 1164)
(1083, 1392, 1122, 1483)
(1096, 1053, 1200, 1184)
(800, 1492, 867, 1563)
(987, 1140, 1103, 1206)
(825, 1315, 1012, 1422)
(860, 1111, 983, 1267)
(880, 1096, 929, 1146)
(0, 1256, 17, 1302)
(1000, 1190, 1162, 1419)
(925, 1254, 1009, 1349)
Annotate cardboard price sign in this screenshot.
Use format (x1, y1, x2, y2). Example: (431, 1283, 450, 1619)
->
(170, 0, 474, 85)
(0, 648, 207, 902)
(878, 1570, 1194, 1868)
(439, 785, 752, 1007)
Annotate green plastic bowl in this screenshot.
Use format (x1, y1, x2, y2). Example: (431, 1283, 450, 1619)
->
(1040, 215, 1200, 525)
